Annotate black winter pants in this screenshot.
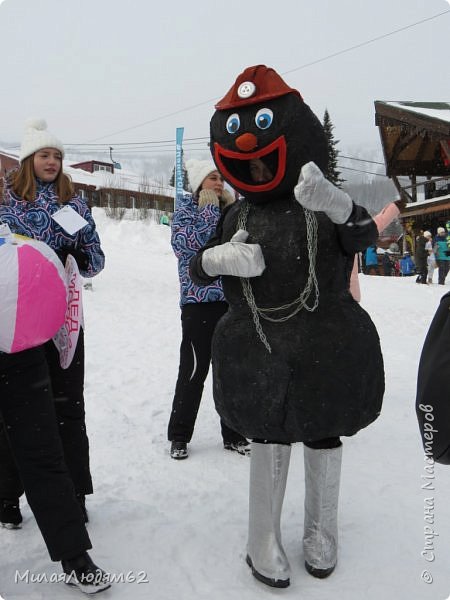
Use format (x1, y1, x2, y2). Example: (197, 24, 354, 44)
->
(168, 302, 247, 444)
(437, 259, 450, 285)
(0, 330, 92, 499)
(416, 264, 428, 284)
(0, 347, 91, 561)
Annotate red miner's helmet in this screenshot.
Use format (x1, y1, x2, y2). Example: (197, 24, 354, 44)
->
(215, 65, 302, 111)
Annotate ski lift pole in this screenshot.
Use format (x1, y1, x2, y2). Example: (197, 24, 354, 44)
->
(109, 147, 121, 170)
(175, 127, 184, 210)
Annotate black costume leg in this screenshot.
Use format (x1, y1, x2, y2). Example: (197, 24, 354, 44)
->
(0, 348, 91, 561)
(168, 302, 238, 443)
(44, 329, 93, 496)
(220, 420, 248, 444)
(304, 437, 341, 449)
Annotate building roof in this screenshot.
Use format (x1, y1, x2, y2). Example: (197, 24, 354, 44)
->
(374, 101, 450, 178)
(64, 163, 174, 197)
(400, 193, 450, 219)
(0, 148, 20, 161)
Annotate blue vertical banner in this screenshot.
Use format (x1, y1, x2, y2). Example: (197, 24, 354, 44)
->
(175, 127, 184, 210)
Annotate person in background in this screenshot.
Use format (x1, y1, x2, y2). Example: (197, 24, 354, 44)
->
(0, 118, 105, 527)
(382, 251, 393, 276)
(364, 244, 379, 275)
(349, 200, 402, 300)
(434, 226, 450, 285)
(168, 159, 250, 460)
(414, 230, 428, 284)
(392, 256, 400, 277)
(424, 230, 436, 284)
(400, 252, 415, 276)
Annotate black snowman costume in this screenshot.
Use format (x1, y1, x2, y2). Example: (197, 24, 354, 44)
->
(190, 65, 385, 588)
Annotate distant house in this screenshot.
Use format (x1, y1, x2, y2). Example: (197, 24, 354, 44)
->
(0, 150, 174, 214)
(375, 101, 450, 251)
(70, 160, 115, 174)
(0, 150, 19, 178)
(67, 163, 174, 212)
(0, 150, 19, 198)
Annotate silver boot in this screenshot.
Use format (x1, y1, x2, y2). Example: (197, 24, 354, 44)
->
(303, 443, 342, 578)
(246, 442, 291, 588)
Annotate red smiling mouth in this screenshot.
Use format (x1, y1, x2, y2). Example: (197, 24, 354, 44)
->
(213, 136, 286, 193)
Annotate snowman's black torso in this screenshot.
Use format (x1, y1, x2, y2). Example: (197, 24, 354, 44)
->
(199, 196, 384, 443)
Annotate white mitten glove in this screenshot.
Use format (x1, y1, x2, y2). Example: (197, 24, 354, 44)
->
(294, 161, 352, 224)
(201, 230, 265, 278)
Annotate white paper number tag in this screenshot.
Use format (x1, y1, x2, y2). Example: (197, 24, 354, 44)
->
(52, 206, 88, 235)
(0, 222, 12, 238)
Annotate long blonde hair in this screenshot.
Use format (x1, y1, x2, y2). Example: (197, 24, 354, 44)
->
(10, 154, 74, 203)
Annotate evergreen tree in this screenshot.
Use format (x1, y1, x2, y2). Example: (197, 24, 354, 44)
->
(169, 149, 189, 191)
(323, 109, 344, 188)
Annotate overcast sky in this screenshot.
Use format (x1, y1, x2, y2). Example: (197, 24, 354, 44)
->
(0, 0, 449, 165)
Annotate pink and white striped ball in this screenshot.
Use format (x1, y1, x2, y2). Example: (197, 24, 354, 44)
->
(0, 235, 67, 353)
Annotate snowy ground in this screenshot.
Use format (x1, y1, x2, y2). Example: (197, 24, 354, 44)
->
(1, 208, 450, 600)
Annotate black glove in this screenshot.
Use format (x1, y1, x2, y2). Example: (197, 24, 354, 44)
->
(57, 247, 89, 271)
(445, 250, 450, 257)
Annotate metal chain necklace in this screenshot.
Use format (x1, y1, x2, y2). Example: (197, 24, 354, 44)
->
(236, 200, 320, 353)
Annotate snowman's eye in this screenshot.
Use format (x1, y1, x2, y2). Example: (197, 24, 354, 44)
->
(255, 108, 273, 130)
(226, 113, 240, 134)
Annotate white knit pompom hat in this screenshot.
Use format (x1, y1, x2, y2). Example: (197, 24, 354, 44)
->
(19, 118, 65, 162)
(185, 159, 217, 195)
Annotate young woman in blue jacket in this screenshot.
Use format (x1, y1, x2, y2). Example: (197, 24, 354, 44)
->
(0, 122, 103, 517)
(0, 119, 108, 592)
(168, 159, 249, 459)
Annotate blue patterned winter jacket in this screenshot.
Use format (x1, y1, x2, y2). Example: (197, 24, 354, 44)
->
(0, 177, 104, 277)
(172, 192, 225, 306)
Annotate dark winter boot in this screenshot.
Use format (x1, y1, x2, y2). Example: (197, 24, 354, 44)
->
(62, 551, 110, 594)
(170, 441, 188, 460)
(246, 442, 291, 588)
(0, 498, 22, 529)
(303, 444, 342, 578)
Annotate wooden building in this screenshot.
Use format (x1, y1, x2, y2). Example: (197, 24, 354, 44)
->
(70, 160, 115, 174)
(375, 101, 450, 251)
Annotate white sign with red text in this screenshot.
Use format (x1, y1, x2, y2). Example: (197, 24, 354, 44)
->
(53, 254, 84, 369)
